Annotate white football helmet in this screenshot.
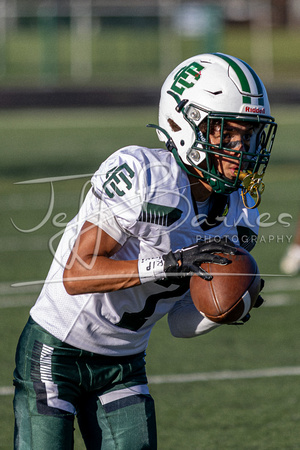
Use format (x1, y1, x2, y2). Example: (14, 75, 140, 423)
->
(154, 52, 277, 205)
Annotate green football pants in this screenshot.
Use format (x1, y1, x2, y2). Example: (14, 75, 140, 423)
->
(13, 317, 157, 449)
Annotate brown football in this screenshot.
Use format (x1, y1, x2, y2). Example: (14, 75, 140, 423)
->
(190, 246, 261, 324)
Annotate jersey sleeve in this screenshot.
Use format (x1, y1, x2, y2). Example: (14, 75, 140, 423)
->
(167, 293, 221, 338)
(87, 148, 146, 244)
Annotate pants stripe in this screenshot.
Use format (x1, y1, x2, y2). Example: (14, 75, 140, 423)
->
(99, 384, 150, 406)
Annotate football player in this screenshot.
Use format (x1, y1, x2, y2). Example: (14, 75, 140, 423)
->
(14, 53, 277, 449)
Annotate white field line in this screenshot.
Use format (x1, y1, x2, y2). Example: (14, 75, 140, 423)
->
(0, 295, 292, 310)
(0, 387, 14, 396)
(148, 366, 300, 385)
(3, 366, 300, 396)
(0, 277, 299, 309)
(1, 276, 299, 295)
(0, 294, 292, 309)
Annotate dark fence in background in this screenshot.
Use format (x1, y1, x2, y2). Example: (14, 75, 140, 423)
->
(0, 86, 298, 109)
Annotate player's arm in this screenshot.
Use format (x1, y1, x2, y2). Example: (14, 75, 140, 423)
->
(168, 294, 221, 338)
(63, 221, 140, 295)
(63, 221, 236, 295)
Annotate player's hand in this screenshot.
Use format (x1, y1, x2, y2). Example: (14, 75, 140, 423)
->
(163, 238, 237, 281)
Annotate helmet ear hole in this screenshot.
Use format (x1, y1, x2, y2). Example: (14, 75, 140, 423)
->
(180, 140, 185, 146)
(167, 118, 181, 132)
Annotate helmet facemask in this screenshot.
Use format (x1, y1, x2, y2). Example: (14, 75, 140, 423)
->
(177, 101, 277, 207)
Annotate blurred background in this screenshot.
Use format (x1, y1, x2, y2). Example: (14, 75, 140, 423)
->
(1, 1, 300, 449)
(0, 0, 299, 106)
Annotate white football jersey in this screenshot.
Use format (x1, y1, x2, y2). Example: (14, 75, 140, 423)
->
(31, 146, 259, 355)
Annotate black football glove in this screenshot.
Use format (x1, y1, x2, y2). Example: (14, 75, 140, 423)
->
(162, 238, 237, 281)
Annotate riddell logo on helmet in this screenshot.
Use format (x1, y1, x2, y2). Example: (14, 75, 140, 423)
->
(245, 106, 265, 114)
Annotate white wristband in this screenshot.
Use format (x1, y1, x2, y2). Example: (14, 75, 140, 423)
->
(138, 256, 165, 284)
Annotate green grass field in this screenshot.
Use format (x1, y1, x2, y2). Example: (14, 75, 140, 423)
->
(1, 106, 300, 449)
(2, 24, 300, 88)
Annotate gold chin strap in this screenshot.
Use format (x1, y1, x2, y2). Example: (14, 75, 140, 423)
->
(235, 170, 265, 209)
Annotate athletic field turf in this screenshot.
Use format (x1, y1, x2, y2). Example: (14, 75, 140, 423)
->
(1, 106, 299, 449)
